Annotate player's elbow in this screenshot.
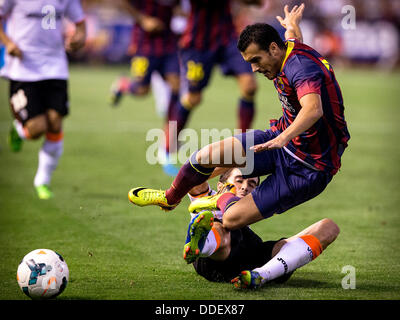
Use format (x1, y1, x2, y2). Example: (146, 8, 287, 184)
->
(315, 104, 323, 119)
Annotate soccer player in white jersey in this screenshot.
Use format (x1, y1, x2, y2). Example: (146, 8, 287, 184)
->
(0, 0, 86, 199)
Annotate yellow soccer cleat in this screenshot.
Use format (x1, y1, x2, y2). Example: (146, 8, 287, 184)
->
(35, 185, 54, 200)
(128, 187, 178, 211)
(183, 211, 214, 264)
(188, 183, 236, 214)
(231, 270, 264, 289)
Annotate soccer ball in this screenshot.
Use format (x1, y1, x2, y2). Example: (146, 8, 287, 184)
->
(16, 249, 69, 300)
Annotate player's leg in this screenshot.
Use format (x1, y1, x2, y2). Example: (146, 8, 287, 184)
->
(236, 73, 257, 132)
(160, 61, 181, 176)
(151, 72, 171, 118)
(188, 130, 281, 225)
(233, 219, 340, 289)
(110, 55, 152, 106)
(219, 39, 257, 132)
(285, 218, 340, 250)
(8, 80, 48, 151)
(183, 219, 231, 263)
(23, 116, 47, 139)
(33, 110, 64, 199)
(128, 135, 246, 210)
(221, 129, 333, 231)
(128, 129, 278, 210)
(174, 49, 214, 137)
(33, 80, 68, 199)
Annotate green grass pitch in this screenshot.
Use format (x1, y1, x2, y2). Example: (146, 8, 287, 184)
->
(0, 65, 399, 300)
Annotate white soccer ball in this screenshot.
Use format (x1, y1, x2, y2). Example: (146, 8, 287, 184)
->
(16, 249, 69, 300)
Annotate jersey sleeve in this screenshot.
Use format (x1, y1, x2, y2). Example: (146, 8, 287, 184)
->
(64, 0, 85, 23)
(0, 0, 15, 18)
(285, 54, 324, 101)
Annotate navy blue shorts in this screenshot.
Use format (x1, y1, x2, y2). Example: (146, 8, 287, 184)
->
(179, 39, 252, 92)
(234, 130, 333, 219)
(130, 52, 180, 86)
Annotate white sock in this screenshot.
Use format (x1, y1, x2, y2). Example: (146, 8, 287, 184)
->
(253, 237, 320, 283)
(14, 120, 28, 139)
(198, 228, 220, 257)
(151, 72, 170, 118)
(34, 139, 63, 187)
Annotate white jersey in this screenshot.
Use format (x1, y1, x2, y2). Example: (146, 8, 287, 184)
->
(0, 0, 85, 81)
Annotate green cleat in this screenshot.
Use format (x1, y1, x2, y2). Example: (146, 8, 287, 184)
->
(128, 187, 178, 211)
(109, 76, 130, 107)
(231, 270, 264, 289)
(35, 185, 54, 200)
(188, 183, 236, 214)
(8, 122, 23, 152)
(183, 211, 214, 264)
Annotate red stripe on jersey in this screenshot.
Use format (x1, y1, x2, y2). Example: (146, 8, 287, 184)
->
(209, 10, 220, 51)
(296, 49, 349, 147)
(180, 10, 194, 49)
(195, 9, 207, 50)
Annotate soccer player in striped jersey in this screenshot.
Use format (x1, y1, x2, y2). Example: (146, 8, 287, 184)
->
(174, 0, 261, 140)
(128, 4, 349, 249)
(0, 0, 86, 199)
(110, 0, 182, 176)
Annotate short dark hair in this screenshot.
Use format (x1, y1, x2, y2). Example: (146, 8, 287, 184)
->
(237, 23, 285, 53)
(219, 168, 260, 186)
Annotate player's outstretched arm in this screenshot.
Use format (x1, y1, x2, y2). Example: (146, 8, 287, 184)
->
(276, 3, 305, 43)
(251, 93, 323, 152)
(120, 0, 164, 33)
(0, 18, 22, 58)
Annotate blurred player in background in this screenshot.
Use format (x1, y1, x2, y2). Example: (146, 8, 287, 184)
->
(174, 0, 261, 148)
(0, 0, 86, 200)
(110, 0, 183, 176)
(184, 168, 339, 289)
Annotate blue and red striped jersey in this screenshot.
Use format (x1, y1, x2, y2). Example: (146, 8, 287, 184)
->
(179, 0, 236, 51)
(129, 0, 178, 57)
(271, 40, 350, 175)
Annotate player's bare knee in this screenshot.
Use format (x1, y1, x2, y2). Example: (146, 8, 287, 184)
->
(166, 76, 180, 93)
(25, 117, 47, 139)
(319, 218, 340, 247)
(195, 146, 211, 166)
(242, 83, 258, 99)
(186, 92, 202, 108)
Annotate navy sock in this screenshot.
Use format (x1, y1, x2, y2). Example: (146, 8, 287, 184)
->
(238, 98, 255, 132)
(165, 151, 214, 204)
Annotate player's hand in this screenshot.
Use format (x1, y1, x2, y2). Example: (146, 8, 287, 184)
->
(66, 34, 85, 52)
(6, 41, 23, 59)
(140, 15, 165, 33)
(250, 135, 288, 152)
(65, 22, 86, 52)
(276, 3, 305, 30)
